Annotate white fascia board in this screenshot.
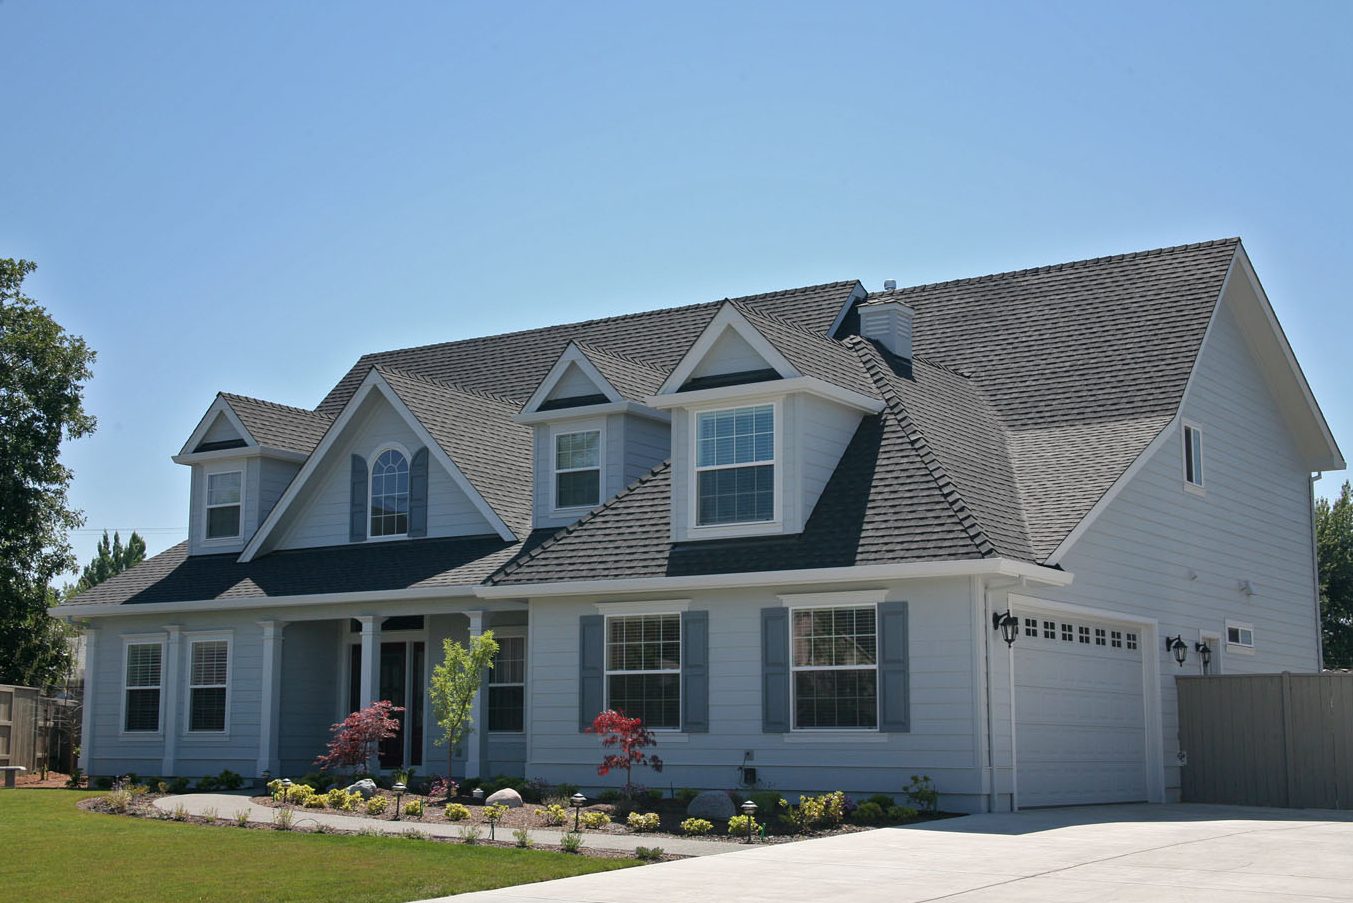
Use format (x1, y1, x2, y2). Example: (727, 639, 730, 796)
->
(513, 401, 670, 426)
(520, 343, 624, 415)
(826, 282, 868, 339)
(1232, 246, 1344, 470)
(657, 304, 801, 395)
(240, 369, 515, 562)
(171, 445, 308, 466)
(647, 376, 884, 414)
(50, 583, 506, 620)
(177, 395, 257, 457)
(478, 557, 1072, 599)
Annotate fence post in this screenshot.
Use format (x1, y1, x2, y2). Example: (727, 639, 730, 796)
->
(1281, 672, 1297, 808)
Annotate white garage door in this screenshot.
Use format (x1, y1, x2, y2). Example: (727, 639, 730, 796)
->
(1013, 611, 1148, 807)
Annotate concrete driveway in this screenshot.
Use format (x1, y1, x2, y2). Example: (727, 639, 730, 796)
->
(425, 804, 1353, 903)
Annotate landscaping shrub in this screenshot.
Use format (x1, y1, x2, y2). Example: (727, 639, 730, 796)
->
(202, 807, 219, 822)
(522, 778, 550, 803)
(444, 802, 471, 821)
(166, 777, 190, 794)
(865, 793, 895, 810)
(403, 799, 425, 818)
(680, 817, 713, 835)
(778, 791, 846, 833)
(196, 774, 221, 792)
(587, 710, 663, 799)
(886, 805, 918, 822)
(635, 846, 664, 862)
(428, 777, 458, 802)
(852, 801, 885, 822)
(749, 790, 783, 816)
(325, 788, 361, 811)
(365, 796, 389, 816)
(554, 783, 580, 799)
(903, 775, 939, 814)
(233, 808, 251, 827)
(560, 831, 584, 853)
(272, 808, 294, 831)
(104, 789, 132, 813)
(580, 811, 611, 829)
(537, 804, 568, 826)
(172, 803, 190, 820)
(598, 788, 622, 804)
(459, 825, 483, 844)
(513, 827, 534, 848)
(676, 788, 699, 806)
(314, 700, 403, 777)
(267, 779, 315, 805)
(94, 776, 113, 790)
(626, 811, 659, 832)
(727, 814, 759, 836)
(302, 794, 328, 809)
(300, 771, 335, 793)
(643, 788, 663, 804)
(217, 769, 244, 790)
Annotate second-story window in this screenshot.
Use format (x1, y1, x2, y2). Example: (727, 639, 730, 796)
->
(555, 430, 601, 509)
(1183, 423, 1204, 488)
(205, 471, 242, 540)
(370, 449, 410, 537)
(695, 404, 775, 525)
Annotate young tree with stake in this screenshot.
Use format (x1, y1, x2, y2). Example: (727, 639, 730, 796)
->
(429, 630, 499, 780)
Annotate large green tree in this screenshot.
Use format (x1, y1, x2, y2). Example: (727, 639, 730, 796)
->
(66, 530, 146, 598)
(1317, 480, 1353, 669)
(0, 259, 96, 687)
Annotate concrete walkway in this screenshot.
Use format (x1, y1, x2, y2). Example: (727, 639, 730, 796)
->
(153, 792, 741, 857)
(420, 803, 1353, 903)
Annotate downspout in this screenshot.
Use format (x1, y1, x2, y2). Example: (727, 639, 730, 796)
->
(1311, 472, 1324, 671)
(983, 576, 1026, 812)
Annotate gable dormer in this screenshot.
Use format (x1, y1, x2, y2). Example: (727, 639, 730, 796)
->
(517, 342, 671, 529)
(649, 303, 883, 542)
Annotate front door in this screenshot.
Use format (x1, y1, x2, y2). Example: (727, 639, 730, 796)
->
(348, 639, 425, 771)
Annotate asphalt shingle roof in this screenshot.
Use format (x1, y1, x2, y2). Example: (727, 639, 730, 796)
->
(219, 394, 333, 455)
(569, 341, 667, 401)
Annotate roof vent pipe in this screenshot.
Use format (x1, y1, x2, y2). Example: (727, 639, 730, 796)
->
(883, 279, 897, 291)
(859, 299, 914, 362)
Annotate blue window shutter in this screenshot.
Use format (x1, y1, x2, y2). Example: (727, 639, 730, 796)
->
(878, 600, 910, 732)
(761, 607, 790, 733)
(408, 447, 429, 538)
(579, 615, 604, 731)
(682, 610, 709, 733)
(349, 454, 367, 542)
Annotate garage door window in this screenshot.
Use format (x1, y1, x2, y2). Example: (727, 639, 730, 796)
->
(791, 606, 878, 729)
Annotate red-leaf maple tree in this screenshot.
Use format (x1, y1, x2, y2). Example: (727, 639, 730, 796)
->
(587, 709, 663, 798)
(315, 700, 404, 777)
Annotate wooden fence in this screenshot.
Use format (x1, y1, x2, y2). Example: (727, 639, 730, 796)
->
(1177, 672, 1353, 809)
(0, 685, 40, 772)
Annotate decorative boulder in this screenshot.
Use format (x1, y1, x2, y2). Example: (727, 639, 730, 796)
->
(686, 790, 735, 820)
(344, 779, 378, 799)
(485, 788, 523, 808)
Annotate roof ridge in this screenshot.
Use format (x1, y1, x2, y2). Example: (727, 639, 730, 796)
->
(374, 364, 520, 407)
(866, 237, 1241, 301)
(852, 340, 999, 559)
(219, 392, 333, 420)
(351, 280, 860, 365)
(490, 461, 673, 583)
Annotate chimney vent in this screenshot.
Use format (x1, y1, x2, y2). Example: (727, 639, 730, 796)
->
(859, 299, 914, 362)
(883, 279, 897, 291)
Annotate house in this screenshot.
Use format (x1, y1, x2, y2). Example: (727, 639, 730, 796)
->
(53, 238, 1343, 812)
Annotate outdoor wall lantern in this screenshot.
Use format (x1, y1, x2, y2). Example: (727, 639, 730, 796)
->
(1195, 641, 1213, 673)
(992, 610, 1019, 647)
(570, 792, 587, 831)
(740, 799, 758, 844)
(1165, 635, 1188, 666)
(393, 781, 406, 820)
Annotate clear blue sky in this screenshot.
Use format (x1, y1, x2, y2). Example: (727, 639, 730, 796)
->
(3, 1, 1350, 573)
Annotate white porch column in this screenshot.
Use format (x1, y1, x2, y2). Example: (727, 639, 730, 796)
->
(256, 620, 285, 778)
(160, 625, 182, 776)
(357, 616, 380, 773)
(465, 610, 485, 781)
(78, 628, 97, 775)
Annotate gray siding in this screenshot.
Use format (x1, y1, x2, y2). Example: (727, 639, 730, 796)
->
(1022, 294, 1321, 799)
(689, 327, 771, 378)
(623, 415, 670, 485)
(274, 394, 493, 551)
(202, 413, 242, 444)
(533, 413, 669, 530)
(278, 620, 342, 775)
(523, 578, 988, 810)
(258, 457, 300, 526)
(794, 394, 863, 528)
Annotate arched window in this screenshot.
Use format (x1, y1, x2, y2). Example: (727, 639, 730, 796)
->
(370, 448, 410, 537)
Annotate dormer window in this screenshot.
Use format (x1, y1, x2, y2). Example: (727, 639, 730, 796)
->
(695, 404, 775, 526)
(204, 471, 242, 540)
(370, 448, 410, 537)
(554, 429, 602, 510)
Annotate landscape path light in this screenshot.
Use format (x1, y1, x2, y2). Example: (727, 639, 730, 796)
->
(741, 799, 757, 844)
(571, 792, 587, 832)
(393, 781, 406, 820)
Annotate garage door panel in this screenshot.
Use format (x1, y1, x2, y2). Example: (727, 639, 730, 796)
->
(1013, 609, 1148, 807)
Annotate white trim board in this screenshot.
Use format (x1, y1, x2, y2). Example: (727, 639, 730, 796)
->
(178, 395, 256, 457)
(520, 342, 624, 415)
(657, 303, 800, 395)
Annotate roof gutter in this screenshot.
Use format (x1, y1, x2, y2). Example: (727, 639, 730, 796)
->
(478, 557, 1071, 599)
(50, 583, 482, 619)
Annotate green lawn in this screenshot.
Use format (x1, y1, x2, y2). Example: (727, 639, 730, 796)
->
(0, 791, 635, 902)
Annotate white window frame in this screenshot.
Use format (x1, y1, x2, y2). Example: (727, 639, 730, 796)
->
(487, 631, 527, 734)
(1225, 620, 1255, 654)
(550, 420, 605, 515)
(689, 399, 783, 536)
(368, 442, 412, 541)
(603, 612, 683, 732)
(788, 603, 881, 732)
(203, 467, 244, 543)
(120, 634, 166, 737)
(185, 632, 232, 736)
(1183, 421, 1205, 493)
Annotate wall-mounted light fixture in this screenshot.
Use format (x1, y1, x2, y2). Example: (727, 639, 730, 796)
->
(1165, 635, 1188, 666)
(1195, 641, 1212, 674)
(992, 610, 1019, 647)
